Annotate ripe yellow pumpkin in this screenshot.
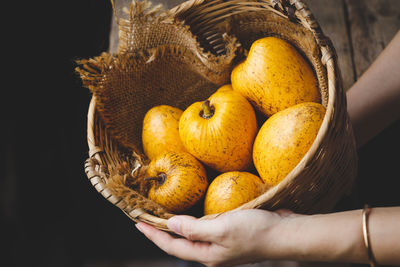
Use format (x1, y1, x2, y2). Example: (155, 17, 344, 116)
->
(253, 102, 326, 186)
(146, 151, 208, 213)
(142, 105, 187, 160)
(231, 37, 320, 116)
(204, 171, 266, 215)
(179, 85, 258, 172)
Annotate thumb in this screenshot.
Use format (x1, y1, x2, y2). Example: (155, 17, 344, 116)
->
(167, 215, 224, 242)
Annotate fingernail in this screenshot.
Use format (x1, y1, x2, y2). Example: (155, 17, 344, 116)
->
(167, 217, 181, 234)
(135, 223, 143, 233)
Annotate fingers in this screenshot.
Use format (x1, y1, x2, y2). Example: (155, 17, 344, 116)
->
(135, 222, 214, 263)
(275, 209, 303, 220)
(167, 215, 226, 243)
(275, 209, 294, 217)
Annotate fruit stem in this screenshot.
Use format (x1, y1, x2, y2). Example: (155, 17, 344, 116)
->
(144, 173, 166, 185)
(201, 100, 215, 119)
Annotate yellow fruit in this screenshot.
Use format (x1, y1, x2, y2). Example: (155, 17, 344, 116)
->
(231, 37, 320, 116)
(146, 152, 208, 213)
(179, 85, 258, 172)
(253, 102, 326, 186)
(204, 171, 265, 215)
(215, 84, 233, 93)
(142, 105, 187, 160)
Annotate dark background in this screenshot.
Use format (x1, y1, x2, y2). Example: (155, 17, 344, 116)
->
(1, 1, 399, 267)
(2, 1, 171, 266)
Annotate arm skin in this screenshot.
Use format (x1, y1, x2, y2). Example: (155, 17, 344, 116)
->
(135, 31, 400, 266)
(346, 31, 400, 148)
(136, 207, 400, 266)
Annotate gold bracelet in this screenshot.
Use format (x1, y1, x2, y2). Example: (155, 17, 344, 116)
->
(362, 204, 378, 267)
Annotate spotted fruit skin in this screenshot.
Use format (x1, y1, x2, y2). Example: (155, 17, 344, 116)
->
(142, 105, 188, 160)
(231, 37, 320, 116)
(204, 171, 265, 215)
(147, 152, 208, 213)
(253, 102, 326, 187)
(215, 84, 233, 93)
(179, 85, 258, 172)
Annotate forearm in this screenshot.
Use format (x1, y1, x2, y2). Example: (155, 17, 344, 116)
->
(289, 209, 367, 263)
(346, 31, 400, 148)
(272, 207, 400, 265)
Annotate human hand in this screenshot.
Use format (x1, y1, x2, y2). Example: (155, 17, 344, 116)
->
(135, 209, 302, 267)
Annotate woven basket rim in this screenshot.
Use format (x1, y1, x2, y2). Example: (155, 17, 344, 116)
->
(85, 0, 347, 229)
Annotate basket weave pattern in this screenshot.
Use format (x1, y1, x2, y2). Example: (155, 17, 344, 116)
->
(77, 0, 358, 231)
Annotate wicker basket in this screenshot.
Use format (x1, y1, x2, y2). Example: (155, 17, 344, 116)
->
(79, 0, 358, 232)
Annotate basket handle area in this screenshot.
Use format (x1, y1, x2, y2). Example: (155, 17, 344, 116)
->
(290, 0, 338, 66)
(171, 0, 336, 62)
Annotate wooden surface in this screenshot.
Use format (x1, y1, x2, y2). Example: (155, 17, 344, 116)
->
(307, 0, 400, 90)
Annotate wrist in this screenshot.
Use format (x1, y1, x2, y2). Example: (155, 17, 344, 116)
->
(256, 212, 307, 261)
(257, 210, 369, 263)
(288, 210, 367, 263)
